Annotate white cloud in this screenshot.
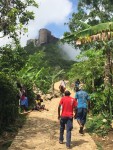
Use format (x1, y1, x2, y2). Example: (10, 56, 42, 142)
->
(0, 0, 73, 47)
(59, 43, 80, 61)
(0, 33, 12, 46)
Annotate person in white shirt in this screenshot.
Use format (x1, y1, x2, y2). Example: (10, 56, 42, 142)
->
(59, 80, 66, 96)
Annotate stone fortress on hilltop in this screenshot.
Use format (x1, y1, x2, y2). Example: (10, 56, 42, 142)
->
(27, 28, 59, 46)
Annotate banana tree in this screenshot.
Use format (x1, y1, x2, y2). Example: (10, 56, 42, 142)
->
(51, 69, 65, 93)
(66, 22, 113, 86)
(65, 21, 113, 118)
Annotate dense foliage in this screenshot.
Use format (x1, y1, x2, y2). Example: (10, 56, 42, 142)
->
(0, 0, 38, 132)
(21, 42, 74, 93)
(0, 45, 27, 74)
(1, 0, 113, 137)
(64, 0, 113, 134)
(68, 0, 113, 33)
(0, 0, 38, 42)
(0, 72, 18, 132)
(86, 115, 111, 136)
(68, 49, 104, 92)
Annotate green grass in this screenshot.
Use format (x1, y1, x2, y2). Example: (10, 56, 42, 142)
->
(96, 142, 103, 150)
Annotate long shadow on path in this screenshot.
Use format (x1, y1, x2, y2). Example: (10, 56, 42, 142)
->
(8, 116, 60, 150)
(71, 139, 88, 148)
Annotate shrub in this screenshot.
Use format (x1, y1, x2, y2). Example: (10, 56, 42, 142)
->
(86, 114, 111, 136)
(0, 72, 19, 131)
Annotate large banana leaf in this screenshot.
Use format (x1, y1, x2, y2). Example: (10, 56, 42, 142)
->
(64, 22, 113, 45)
(63, 21, 91, 42)
(76, 22, 113, 45)
(75, 22, 113, 38)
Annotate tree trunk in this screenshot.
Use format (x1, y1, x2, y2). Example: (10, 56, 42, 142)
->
(104, 49, 113, 119)
(104, 49, 112, 86)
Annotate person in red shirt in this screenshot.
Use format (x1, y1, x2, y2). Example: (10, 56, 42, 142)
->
(58, 90, 77, 149)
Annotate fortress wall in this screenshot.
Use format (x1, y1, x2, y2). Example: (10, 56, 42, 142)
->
(26, 28, 59, 46)
(27, 39, 36, 45)
(49, 35, 59, 43)
(39, 29, 51, 45)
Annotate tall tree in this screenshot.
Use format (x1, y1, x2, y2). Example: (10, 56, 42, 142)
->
(63, 0, 113, 118)
(69, 0, 113, 32)
(64, 0, 113, 82)
(0, 0, 38, 41)
(64, 0, 113, 44)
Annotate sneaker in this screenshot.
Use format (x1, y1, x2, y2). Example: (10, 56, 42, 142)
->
(79, 127, 84, 134)
(79, 130, 84, 134)
(59, 141, 63, 144)
(66, 146, 71, 149)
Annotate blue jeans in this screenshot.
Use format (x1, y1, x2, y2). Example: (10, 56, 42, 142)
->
(59, 117, 73, 147)
(77, 108, 87, 126)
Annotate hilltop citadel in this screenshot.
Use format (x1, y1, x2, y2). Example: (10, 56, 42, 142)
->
(27, 28, 59, 46)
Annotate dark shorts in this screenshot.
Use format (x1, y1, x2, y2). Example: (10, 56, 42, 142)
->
(77, 108, 87, 125)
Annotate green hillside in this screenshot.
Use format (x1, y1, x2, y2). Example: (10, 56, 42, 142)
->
(21, 42, 75, 93)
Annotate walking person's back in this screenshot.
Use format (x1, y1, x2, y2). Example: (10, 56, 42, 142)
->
(75, 84, 90, 134)
(58, 90, 77, 149)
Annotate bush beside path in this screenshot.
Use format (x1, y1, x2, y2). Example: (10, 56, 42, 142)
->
(8, 81, 97, 150)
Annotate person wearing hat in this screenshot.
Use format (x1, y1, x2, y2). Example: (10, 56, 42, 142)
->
(75, 84, 90, 134)
(58, 90, 77, 149)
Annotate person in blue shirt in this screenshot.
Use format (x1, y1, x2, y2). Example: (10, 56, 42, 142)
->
(75, 84, 90, 134)
(20, 93, 28, 113)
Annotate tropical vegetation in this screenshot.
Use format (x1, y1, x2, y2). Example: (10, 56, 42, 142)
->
(1, 0, 113, 140)
(64, 0, 113, 135)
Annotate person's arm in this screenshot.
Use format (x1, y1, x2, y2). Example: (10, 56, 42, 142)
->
(58, 98, 63, 120)
(74, 98, 78, 119)
(58, 104, 61, 120)
(74, 107, 77, 119)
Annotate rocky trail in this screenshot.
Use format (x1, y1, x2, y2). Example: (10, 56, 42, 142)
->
(8, 81, 97, 150)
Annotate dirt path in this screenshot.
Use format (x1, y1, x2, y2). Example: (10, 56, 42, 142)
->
(8, 81, 97, 150)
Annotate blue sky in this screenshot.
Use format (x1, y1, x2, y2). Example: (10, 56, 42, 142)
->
(45, 0, 78, 38)
(0, 0, 78, 46)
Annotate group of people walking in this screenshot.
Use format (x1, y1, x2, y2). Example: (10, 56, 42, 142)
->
(58, 79, 90, 149)
(17, 80, 90, 149)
